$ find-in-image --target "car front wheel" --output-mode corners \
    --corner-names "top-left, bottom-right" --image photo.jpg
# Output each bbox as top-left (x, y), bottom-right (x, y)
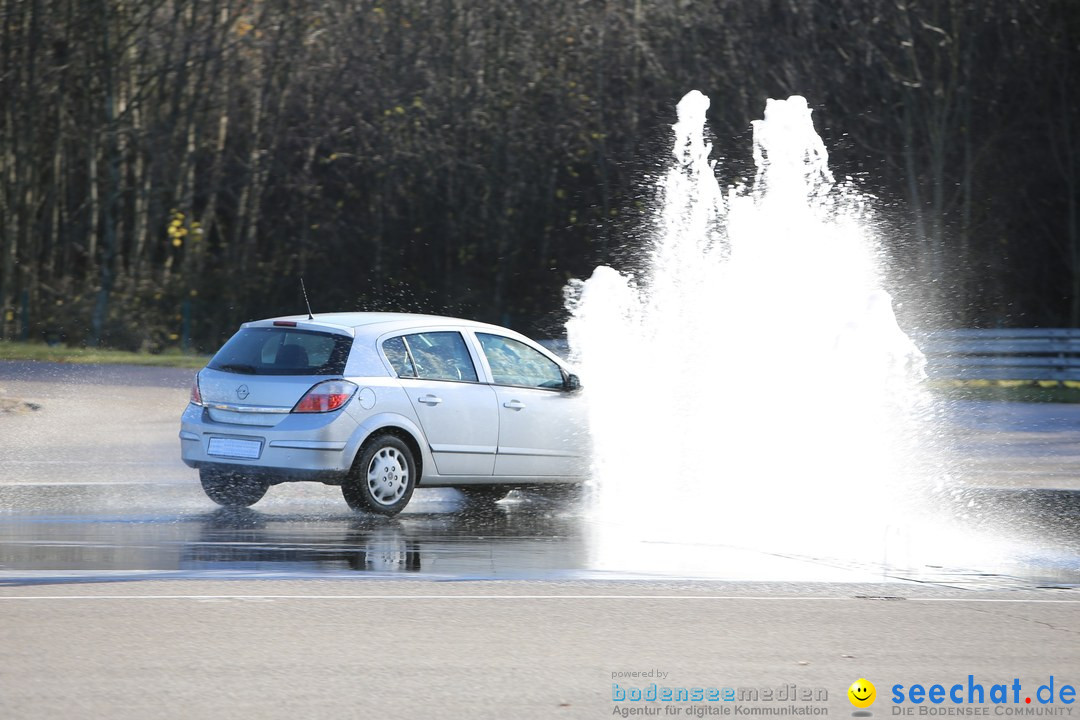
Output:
top-left (199, 467), bottom-right (269, 507)
top-left (342, 434), bottom-right (417, 516)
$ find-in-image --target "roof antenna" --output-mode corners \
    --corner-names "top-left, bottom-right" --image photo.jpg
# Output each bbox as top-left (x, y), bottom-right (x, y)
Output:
top-left (300, 277), bottom-right (314, 320)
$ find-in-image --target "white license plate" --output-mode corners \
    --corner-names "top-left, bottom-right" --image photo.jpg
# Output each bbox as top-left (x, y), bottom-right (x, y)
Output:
top-left (207, 437), bottom-right (262, 460)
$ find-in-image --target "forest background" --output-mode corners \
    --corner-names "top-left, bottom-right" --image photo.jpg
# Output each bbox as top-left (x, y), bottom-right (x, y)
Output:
top-left (1, 0), bottom-right (1076, 351)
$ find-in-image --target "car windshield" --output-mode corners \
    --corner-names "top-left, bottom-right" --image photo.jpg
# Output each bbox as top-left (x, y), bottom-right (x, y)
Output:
top-left (207, 327), bottom-right (352, 376)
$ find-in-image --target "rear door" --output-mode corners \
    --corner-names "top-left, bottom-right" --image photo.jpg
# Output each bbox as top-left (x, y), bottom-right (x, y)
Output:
top-left (474, 332), bottom-right (588, 477)
top-left (383, 331), bottom-right (499, 476)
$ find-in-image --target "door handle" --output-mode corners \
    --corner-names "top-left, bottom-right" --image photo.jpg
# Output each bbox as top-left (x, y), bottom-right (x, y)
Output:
top-left (418, 394), bottom-right (442, 406)
top-left (503, 399), bottom-right (525, 410)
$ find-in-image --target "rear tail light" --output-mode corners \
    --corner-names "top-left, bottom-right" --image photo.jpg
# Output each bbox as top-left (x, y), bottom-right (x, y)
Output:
top-left (190, 375), bottom-right (204, 406)
top-left (292, 380), bottom-right (358, 413)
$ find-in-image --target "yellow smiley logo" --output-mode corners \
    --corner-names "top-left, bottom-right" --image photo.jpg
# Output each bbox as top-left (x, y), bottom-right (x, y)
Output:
top-left (848, 678), bottom-right (876, 709)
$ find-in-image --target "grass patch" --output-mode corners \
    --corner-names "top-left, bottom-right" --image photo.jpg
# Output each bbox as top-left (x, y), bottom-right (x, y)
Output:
top-left (925, 379), bottom-right (1080, 403)
top-left (0, 341), bottom-right (208, 369)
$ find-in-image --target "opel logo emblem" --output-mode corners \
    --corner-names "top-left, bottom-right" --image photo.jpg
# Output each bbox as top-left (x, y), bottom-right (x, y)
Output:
top-left (236, 384), bottom-right (250, 400)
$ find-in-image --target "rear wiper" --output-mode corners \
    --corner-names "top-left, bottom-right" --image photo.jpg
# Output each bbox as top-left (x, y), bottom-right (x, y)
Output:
top-left (217, 363), bottom-right (257, 374)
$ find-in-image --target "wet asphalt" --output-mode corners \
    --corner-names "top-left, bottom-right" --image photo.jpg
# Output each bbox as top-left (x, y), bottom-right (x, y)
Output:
top-left (0, 360), bottom-right (1078, 588)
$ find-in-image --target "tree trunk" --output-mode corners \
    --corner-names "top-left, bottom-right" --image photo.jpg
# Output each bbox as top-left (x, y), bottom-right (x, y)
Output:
top-left (90, 0), bottom-right (120, 347)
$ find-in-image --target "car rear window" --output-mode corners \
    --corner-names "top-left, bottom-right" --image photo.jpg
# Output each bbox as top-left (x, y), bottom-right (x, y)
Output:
top-left (208, 327), bottom-right (352, 376)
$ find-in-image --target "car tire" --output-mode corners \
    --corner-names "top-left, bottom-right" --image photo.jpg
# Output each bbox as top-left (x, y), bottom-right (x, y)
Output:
top-left (199, 467), bottom-right (269, 507)
top-left (342, 434), bottom-right (417, 516)
top-left (458, 486), bottom-right (510, 505)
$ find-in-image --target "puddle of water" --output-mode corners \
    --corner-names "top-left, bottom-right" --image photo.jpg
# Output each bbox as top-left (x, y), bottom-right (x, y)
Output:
top-left (0, 483), bottom-right (1076, 588)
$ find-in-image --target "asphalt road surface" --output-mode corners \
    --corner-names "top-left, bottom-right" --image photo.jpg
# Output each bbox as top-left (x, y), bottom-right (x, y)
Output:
top-left (1, 360), bottom-right (1078, 719)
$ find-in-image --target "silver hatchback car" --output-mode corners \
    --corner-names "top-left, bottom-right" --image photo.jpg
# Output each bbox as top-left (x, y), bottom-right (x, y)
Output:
top-left (180, 313), bottom-right (588, 515)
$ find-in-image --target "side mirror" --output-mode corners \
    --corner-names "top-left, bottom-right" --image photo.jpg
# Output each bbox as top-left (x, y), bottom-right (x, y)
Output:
top-left (564, 373), bottom-right (582, 392)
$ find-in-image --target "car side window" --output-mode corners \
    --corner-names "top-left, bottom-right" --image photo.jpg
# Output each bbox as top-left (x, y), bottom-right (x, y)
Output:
top-left (382, 336), bottom-right (415, 378)
top-left (386, 331), bottom-right (478, 382)
top-left (477, 333), bottom-right (564, 389)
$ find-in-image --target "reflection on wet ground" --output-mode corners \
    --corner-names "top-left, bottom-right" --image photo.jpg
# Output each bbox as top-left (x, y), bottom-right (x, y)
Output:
top-left (0, 486), bottom-right (588, 582)
top-left (0, 483), bottom-right (1077, 588)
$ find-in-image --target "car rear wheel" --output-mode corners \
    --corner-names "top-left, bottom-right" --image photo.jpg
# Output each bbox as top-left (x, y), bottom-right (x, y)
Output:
top-left (199, 467), bottom-right (269, 507)
top-left (342, 434), bottom-right (416, 516)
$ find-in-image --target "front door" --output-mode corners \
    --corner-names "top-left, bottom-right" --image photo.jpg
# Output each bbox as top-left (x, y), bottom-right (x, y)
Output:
top-left (475, 333), bottom-right (588, 477)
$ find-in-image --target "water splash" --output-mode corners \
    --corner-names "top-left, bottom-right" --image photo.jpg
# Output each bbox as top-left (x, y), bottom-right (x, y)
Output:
top-left (566, 91), bottom-right (941, 576)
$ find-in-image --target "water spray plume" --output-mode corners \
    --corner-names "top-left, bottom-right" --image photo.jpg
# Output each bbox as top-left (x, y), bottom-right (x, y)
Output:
top-left (566, 91), bottom-right (944, 577)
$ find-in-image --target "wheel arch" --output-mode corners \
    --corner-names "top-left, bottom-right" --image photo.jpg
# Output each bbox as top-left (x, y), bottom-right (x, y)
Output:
top-left (366, 426), bottom-right (424, 481)
top-left (350, 415), bottom-right (426, 482)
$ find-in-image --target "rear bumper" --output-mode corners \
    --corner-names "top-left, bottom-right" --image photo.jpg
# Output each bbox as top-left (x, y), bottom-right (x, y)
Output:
top-left (179, 402), bottom-right (360, 480)
top-left (193, 461), bottom-right (350, 485)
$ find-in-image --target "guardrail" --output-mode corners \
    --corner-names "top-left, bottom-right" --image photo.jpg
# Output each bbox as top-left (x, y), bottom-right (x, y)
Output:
top-left (918, 328), bottom-right (1080, 382)
top-left (544, 330), bottom-right (1080, 383)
